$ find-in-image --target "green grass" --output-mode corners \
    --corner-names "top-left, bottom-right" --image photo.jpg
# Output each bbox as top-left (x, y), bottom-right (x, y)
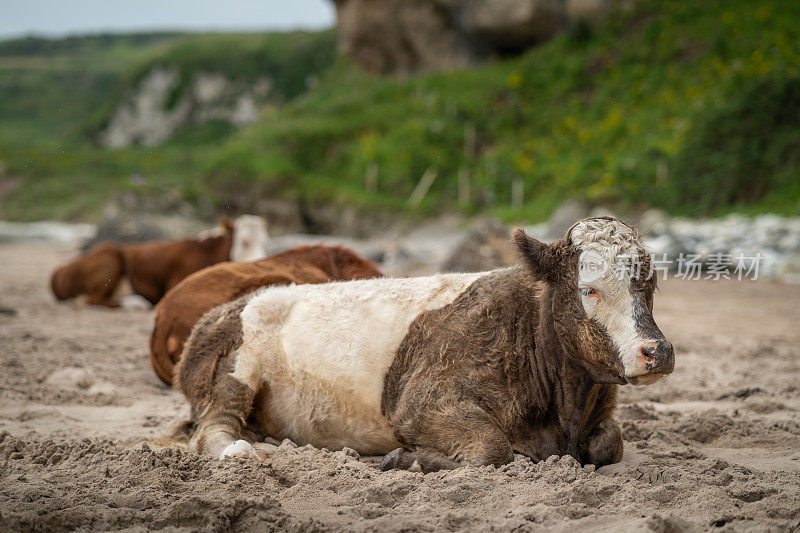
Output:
top-left (81, 30), bottom-right (336, 137)
top-left (0, 33), bottom-right (182, 146)
top-left (0, 31), bottom-right (336, 221)
top-left (202, 0), bottom-right (800, 221)
top-left (1, 0), bottom-right (799, 223)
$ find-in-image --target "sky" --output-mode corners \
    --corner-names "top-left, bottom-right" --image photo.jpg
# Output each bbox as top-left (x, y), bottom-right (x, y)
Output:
top-left (0, 0), bottom-right (336, 39)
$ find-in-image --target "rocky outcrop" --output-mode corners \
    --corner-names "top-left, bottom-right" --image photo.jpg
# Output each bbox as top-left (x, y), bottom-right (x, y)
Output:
top-left (642, 211), bottom-right (800, 282)
top-left (442, 219), bottom-right (518, 272)
top-left (99, 67), bottom-right (273, 148)
top-left (331, 0), bottom-right (626, 74)
top-left (0, 221), bottom-right (94, 245)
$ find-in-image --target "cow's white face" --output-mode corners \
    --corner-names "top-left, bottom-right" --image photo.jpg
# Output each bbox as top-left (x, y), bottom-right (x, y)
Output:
top-left (231, 215), bottom-right (269, 262)
top-left (571, 219), bottom-right (673, 385)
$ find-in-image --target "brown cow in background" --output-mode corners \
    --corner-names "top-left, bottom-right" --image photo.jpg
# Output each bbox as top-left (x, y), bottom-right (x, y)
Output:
top-left (150, 245), bottom-right (382, 385)
top-left (50, 215), bottom-right (269, 308)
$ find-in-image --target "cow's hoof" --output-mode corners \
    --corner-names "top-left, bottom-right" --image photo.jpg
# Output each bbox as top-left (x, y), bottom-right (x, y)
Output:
top-left (380, 448), bottom-right (402, 471)
top-left (219, 439), bottom-right (262, 460)
top-left (380, 447), bottom-right (420, 472)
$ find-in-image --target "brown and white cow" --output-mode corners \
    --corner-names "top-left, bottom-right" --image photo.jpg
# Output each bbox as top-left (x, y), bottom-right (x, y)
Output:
top-left (176, 217), bottom-right (674, 470)
top-left (150, 245), bottom-right (383, 385)
top-left (50, 215), bottom-right (269, 308)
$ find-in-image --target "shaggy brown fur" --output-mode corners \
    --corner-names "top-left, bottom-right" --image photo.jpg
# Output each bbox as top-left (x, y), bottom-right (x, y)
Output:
top-left (379, 225), bottom-right (668, 471)
top-left (151, 245), bottom-right (382, 385)
top-left (175, 297), bottom-right (247, 418)
top-left (50, 220), bottom-right (235, 308)
top-left (381, 267), bottom-right (622, 471)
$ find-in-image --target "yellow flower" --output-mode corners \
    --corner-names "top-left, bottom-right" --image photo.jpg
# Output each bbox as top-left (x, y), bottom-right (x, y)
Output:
top-left (508, 72), bottom-right (523, 89)
top-left (358, 131), bottom-right (378, 160)
top-left (515, 152), bottom-right (534, 173)
top-left (601, 108), bottom-right (622, 131)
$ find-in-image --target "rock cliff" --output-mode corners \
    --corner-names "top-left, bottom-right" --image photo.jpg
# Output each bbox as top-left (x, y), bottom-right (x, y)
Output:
top-left (331, 0), bottom-right (626, 74)
top-left (99, 67), bottom-right (273, 148)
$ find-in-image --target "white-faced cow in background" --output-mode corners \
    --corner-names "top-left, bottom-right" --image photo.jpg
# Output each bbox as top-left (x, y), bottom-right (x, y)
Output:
top-left (176, 216), bottom-right (674, 471)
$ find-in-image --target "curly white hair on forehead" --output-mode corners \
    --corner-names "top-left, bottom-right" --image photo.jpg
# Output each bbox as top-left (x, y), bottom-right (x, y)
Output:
top-left (568, 217), bottom-right (645, 261)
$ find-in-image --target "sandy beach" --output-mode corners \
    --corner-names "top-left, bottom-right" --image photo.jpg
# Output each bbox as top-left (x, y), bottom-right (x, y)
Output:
top-left (1, 241), bottom-right (798, 532)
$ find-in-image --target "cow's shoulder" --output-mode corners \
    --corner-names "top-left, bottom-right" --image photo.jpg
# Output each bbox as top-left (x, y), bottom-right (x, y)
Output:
top-left (382, 267), bottom-right (540, 418)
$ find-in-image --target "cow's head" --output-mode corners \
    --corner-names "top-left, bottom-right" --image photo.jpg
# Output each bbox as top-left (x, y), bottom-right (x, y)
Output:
top-left (230, 215), bottom-right (269, 262)
top-left (514, 216), bottom-right (674, 386)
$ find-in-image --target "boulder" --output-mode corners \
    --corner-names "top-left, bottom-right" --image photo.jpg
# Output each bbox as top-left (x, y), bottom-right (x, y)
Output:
top-left (442, 219), bottom-right (516, 273)
top-left (85, 214), bottom-right (170, 251)
top-left (330, 0), bottom-right (627, 74)
top-left (81, 192), bottom-right (207, 251)
top-left (637, 208), bottom-right (669, 235)
top-left (546, 198), bottom-right (591, 239)
top-left (332, 0), bottom-right (473, 74)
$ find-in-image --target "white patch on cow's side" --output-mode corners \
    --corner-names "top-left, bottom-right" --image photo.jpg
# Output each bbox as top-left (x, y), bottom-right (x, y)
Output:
top-left (571, 218), bottom-right (660, 383)
top-left (230, 215), bottom-right (269, 262)
top-left (231, 271), bottom-right (485, 455)
top-left (219, 439), bottom-right (260, 460)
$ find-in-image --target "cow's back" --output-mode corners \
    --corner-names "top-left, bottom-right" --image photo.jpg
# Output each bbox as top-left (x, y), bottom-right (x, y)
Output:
top-left (151, 260), bottom-right (332, 385)
top-left (230, 272), bottom-right (484, 453)
top-left (123, 237), bottom-right (230, 304)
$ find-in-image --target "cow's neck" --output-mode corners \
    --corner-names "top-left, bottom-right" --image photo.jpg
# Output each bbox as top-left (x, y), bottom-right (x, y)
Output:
top-left (199, 234), bottom-right (233, 262)
top-left (521, 283), bottom-right (598, 453)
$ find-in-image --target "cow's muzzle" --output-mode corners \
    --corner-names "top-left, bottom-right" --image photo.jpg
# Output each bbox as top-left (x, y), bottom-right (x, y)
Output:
top-left (627, 340), bottom-right (674, 385)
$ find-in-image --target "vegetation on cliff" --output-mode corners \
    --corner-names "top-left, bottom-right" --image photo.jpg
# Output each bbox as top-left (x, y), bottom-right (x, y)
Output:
top-left (0, 0), bottom-right (798, 222)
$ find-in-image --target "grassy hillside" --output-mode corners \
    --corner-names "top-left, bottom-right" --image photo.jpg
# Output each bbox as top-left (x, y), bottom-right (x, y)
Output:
top-left (82, 30), bottom-right (336, 139)
top-left (0, 33), bottom-right (181, 145)
top-left (202, 0), bottom-right (800, 219)
top-left (0, 31), bottom-right (335, 220)
top-left (0, 33), bottom-right (191, 220)
top-left (1, 0), bottom-right (799, 222)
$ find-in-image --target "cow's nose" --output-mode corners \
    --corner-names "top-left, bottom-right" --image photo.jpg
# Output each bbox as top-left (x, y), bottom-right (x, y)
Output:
top-left (640, 340), bottom-right (675, 374)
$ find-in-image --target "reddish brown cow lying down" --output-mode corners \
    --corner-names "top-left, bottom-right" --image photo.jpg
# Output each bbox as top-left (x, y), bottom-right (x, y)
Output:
top-left (50, 215), bottom-right (268, 308)
top-left (177, 217), bottom-right (675, 470)
top-left (150, 245), bottom-right (382, 385)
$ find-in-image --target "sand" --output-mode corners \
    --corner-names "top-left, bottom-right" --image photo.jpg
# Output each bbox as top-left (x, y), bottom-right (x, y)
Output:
top-left (0, 242), bottom-right (798, 532)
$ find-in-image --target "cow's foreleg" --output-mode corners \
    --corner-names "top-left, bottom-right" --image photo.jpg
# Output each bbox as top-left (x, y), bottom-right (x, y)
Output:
top-left (191, 373), bottom-right (261, 460)
top-left (580, 418), bottom-right (622, 467)
top-left (384, 405), bottom-right (513, 473)
top-left (578, 384), bottom-right (623, 466)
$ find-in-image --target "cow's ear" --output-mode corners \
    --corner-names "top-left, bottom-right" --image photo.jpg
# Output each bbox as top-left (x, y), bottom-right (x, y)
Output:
top-left (219, 216), bottom-right (234, 234)
top-left (513, 228), bottom-right (560, 282)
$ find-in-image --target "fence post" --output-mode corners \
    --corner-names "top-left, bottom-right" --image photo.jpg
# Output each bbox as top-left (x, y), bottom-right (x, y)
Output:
top-left (365, 162), bottom-right (378, 193)
top-left (511, 177), bottom-right (524, 210)
top-left (458, 167), bottom-right (470, 206)
top-left (408, 168), bottom-right (438, 208)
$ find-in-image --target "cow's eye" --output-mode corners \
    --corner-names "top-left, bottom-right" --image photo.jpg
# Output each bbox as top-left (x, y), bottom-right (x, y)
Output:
top-left (580, 287), bottom-right (597, 297)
